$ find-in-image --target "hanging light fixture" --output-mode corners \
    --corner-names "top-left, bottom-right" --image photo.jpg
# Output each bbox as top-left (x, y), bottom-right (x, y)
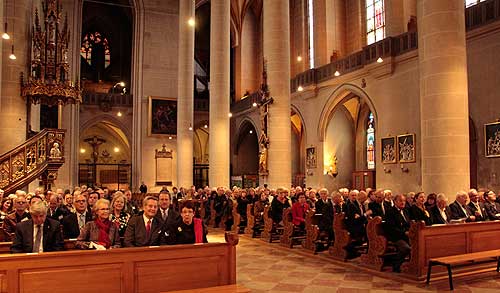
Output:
top-left (2, 22), bottom-right (10, 40)
top-left (9, 45), bottom-right (16, 60)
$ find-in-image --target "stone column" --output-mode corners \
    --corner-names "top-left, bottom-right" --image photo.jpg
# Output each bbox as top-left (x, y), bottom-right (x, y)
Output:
top-left (263, 0), bottom-right (291, 188)
top-left (0, 0), bottom-right (30, 153)
top-left (209, 0), bottom-right (230, 188)
top-left (177, 0), bottom-right (195, 188)
top-left (418, 0), bottom-right (470, 196)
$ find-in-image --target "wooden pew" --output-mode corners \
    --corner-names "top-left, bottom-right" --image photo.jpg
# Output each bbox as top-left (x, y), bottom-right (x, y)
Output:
top-left (302, 209), bottom-right (323, 254)
top-left (231, 200), bottom-right (241, 233)
top-left (401, 220), bottom-right (500, 280)
top-left (0, 232), bottom-right (238, 293)
top-left (244, 203), bottom-right (254, 235)
top-left (261, 206), bottom-right (282, 243)
top-left (360, 216), bottom-right (395, 270)
top-left (328, 213), bottom-right (351, 261)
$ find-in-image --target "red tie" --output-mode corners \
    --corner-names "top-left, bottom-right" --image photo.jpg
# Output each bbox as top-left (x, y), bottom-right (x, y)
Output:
top-left (146, 219), bottom-right (152, 238)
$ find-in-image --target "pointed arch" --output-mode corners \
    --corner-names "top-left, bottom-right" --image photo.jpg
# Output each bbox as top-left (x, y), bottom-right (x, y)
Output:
top-left (318, 83), bottom-right (378, 142)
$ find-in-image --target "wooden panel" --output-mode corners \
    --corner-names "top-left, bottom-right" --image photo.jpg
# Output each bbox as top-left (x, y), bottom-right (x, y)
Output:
top-left (19, 264), bottom-right (122, 293)
top-left (470, 230), bottom-right (500, 252)
top-left (424, 233), bottom-right (467, 259)
top-left (0, 271), bottom-right (6, 293)
top-left (136, 257), bottom-right (223, 293)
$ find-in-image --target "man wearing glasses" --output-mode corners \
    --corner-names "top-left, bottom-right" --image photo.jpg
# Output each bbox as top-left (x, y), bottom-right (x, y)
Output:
top-left (61, 193), bottom-right (93, 239)
top-left (3, 193), bottom-right (30, 240)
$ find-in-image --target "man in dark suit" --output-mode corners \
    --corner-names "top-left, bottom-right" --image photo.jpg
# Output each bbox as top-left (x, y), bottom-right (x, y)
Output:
top-left (321, 192), bottom-right (345, 244)
top-left (124, 196), bottom-right (162, 247)
top-left (155, 191), bottom-right (180, 245)
top-left (384, 194), bottom-right (411, 272)
top-left (483, 191), bottom-right (500, 220)
top-left (61, 193), bottom-right (93, 239)
top-left (467, 189), bottom-right (487, 221)
top-left (3, 194), bottom-right (30, 240)
top-left (449, 191), bottom-right (476, 222)
top-left (315, 188), bottom-right (329, 215)
top-left (430, 193), bottom-right (452, 224)
top-left (47, 194), bottom-right (69, 222)
top-left (368, 189), bottom-right (391, 219)
top-left (344, 190), bottom-right (372, 258)
top-left (11, 201), bottom-right (64, 253)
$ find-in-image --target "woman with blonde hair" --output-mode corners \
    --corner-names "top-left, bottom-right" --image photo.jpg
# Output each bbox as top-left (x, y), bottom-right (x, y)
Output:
top-left (76, 199), bottom-right (121, 249)
top-left (110, 191), bottom-right (131, 237)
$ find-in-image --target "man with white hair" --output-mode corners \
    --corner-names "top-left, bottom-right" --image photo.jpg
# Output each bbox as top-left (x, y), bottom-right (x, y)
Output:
top-left (449, 191), bottom-right (476, 222)
top-left (467, 189), bottom-right (487, 221)
top-left (11, 201), bottom-right (64, 253)
top-left (429, 193), bottom-right (452, 224)
top-left (3, 194), bottom-right (30, 240)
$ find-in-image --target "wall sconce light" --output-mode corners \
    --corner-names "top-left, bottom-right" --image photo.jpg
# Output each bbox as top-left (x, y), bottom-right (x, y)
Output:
top-left (383, 166), bottom-right (391, 173)
top-left (400, 163), bottom-right (409, 173)
top-left (325, 154), bottom-right (338, 177)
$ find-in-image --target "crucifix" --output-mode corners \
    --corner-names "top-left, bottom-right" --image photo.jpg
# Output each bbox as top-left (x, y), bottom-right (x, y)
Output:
top-left (258, 60), bottom-right (273, 176)
top-left (84, 136), bottom-right (106, 164)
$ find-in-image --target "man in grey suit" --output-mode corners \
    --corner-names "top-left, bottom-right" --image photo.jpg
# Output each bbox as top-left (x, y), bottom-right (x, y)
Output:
top-left (11, 201), bottom-right (64, 253)
top-left (124, 196), bottom-right (161, 247)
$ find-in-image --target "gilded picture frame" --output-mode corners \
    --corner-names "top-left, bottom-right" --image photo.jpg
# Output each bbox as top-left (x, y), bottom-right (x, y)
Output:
top-left (485, 121), bottom-right (500, 158)
top-left (397, 133), bottom-right (416, 163)
top-left (148, 96), bottom-right (177, 136)
top-left (381, 136), bottom-right (397, 164)
top-left (306, 147), bottom-right (317, 169)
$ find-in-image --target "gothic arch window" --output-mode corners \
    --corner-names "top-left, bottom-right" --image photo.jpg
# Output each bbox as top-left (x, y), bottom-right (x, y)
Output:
top-left (80, 32), bottom-right (111, 68)
top-left (366, 0), bottom-right (385, 45)
top-left (465, 0), bottom-right (486, 7)
top-left (367, 112), bottom-right (375, 170)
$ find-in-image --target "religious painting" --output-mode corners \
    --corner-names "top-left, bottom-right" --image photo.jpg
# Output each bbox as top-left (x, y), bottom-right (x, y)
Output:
top-left (485, 121), bottom-right (500, 158)
top-left (148, 97), bottom-right (177, 136)
top-left (381, 136), bottom-right (396, 164)
top-left (306, 147), bottom-right (317, 169)
top-left (397, 134), bottom-right (416, 163)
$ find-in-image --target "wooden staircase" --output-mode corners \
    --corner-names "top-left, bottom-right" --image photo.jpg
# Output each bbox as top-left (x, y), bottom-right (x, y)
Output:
top-left (0, 128), bottom-right (66, 193)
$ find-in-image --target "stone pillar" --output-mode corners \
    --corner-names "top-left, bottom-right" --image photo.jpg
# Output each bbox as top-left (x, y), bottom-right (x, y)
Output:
top-left (0, 0), bottom-right (30, 154)
top-left (418, 0), bottom-right (470, 196)
top-left (177, 0), bottom-right (195, 188)
top-left (209, 0), bottom-right (230, 188)
top-left (263, 0), bottom-right (291, 188)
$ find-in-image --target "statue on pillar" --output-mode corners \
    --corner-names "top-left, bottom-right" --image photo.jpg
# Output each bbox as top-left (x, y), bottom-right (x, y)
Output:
top-left (258, 60), bottom-right (273, 177)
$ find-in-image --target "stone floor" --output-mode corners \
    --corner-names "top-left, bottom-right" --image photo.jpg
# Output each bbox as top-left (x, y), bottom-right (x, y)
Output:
top-left (207, 230), bottom-right (500, 292)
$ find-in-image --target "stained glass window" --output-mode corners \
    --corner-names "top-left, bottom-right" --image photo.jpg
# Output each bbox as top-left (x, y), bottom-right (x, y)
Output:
top-left (366, 0), bottom-right (385, 45)
top-left (80, 32), bottom-right (111, 68)
top-left (367, 112), bottom-right (375, 170)
top-left (465, 0), bottom-right (486, 7)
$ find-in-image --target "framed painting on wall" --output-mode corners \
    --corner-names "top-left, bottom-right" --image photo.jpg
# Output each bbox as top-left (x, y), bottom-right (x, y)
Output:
top-left (397, 133), bottom-right (416, 163)
top-left (148, 96), bottom-right (177, 136)
top-left (306, 147), bottom-right (317, 169)
top-left (381, 136), bottom-right (397, 164)
top-left (485, 121), bottom-right (500, 158)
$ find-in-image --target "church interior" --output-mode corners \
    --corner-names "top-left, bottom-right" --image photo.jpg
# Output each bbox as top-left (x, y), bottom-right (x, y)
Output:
top-left (1, 0), bottom-right (500, 292)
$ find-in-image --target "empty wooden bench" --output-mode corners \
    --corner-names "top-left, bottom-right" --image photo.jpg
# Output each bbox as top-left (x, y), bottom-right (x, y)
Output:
top-left (426, 249), bottom-right (500, 290)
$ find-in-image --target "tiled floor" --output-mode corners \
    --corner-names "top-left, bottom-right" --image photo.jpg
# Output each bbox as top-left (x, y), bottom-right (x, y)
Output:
top-left (207, 230), bottom-right (500, 292)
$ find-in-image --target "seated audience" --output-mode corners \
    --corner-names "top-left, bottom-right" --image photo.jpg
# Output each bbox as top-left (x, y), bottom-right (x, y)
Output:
top-left (155, 191), bottom-right (180, 244)
top-left (368, 189), bottom-right (391, 219)
top-left (483, 190), bottom-right (500, 220)
top-left (88, 191), bottom-right (100, 211)
top-left (384, 194), bottom-right (411, 272)
top-left (124, 196), bottom-right (161, 247)
top-left (3, 194), bottom-right (30, 240)
top-left (467, 189), bottom-right (487, 221)
top-left (47, 193), bottom-right (69, 221)
top-left (124, 190), bottom-right (138, 215)
top-left (76, 199), bottom-right (120, 249)
top-left (315, 188), bottom-right (329, 215)
top-left (291, 193), bottom-right (309, 230)
top-left (11, 201), bottom-right (64, 253)
top-left (409, 192), bottom-right (432, 225)
top-left (61, 193), bottom-right (93, 239)
top-left (270, 187), bottom-right (291, 225)
top-left (424, 193), bottom-right (436, 212)
top-left (449, 191), bottom-right (476, 222)
top-left (429, 193), bottom-right (452, 224)
top-left (384, 189), bottom-right (394, 207)
top-left (405, 192), bottom-right (415, 208)
top-left (167, 201), bottom-right (207, 244)
top-left (110, 192), bottom-right (131, 237)
top-left (345, 190), bottom-right (372, 258)
top-left (65, 191), bottom-right (75, 213)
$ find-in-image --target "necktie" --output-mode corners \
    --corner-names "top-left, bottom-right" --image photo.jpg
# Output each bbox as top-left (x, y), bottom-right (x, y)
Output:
top-left (462, 205), bottom-right (470, 217)
top-left (146, 219), bottom-right (152, 238)
top-left (400, 210), bottom-right (407, 222)
top-left (381, 202), bottom-right (385, 215)
top-left (33, 225), bottom-right (42, 252)
top-left (162, 210), bottom-right (167, 221)
top-left (78, 214), bottom-right (85, 229)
